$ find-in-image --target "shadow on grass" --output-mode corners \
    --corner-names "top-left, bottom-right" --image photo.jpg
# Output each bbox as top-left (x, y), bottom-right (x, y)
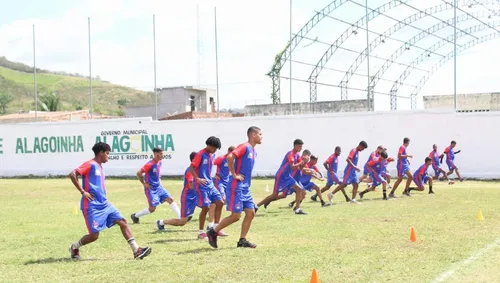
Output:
top-left (24, 257), bottom-right (99, 265)
top-left (255, 211), bottom-right (282, 217)
top-left (148, 238), bottom-right (198, 244)
top-left (148, 229), bottom-right (199, 234)
top-left (176, 247), bottom-right (230, 255)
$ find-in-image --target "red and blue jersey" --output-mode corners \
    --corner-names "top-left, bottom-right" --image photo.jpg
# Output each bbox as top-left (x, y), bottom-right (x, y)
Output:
top-left (214, 154), bottom-right (230, 184)
top-left (276, 150), bottom-right (300, 177)
top-left (345, 148), bottom-right (360, 170)
top-left (367, 158), bottom-right (385, 174)
top-left (76, 160), bottom-right (108, 210)
top-left (365, 151), bottom-right (379, 166)
top-left (141, 159), bottom-right (162, 188)
top-left (191, 149), bottom-right (214, 190)
top-left (230, 142), bottom-right (256, 188)
top-left (300, 162), bottom-right (319, 184)
top-left (325, 154), bottom-right (339, 173)
top-left (429, 150), bottom-right (440, 168)
top-left (415, 163), bottom-right (429, 177)
top-left (397, 145), bottom-right (409, 166)
top-left (183, 167), bottom-right (195, 192)
top-left (444, 146), bottom-right (455, 161)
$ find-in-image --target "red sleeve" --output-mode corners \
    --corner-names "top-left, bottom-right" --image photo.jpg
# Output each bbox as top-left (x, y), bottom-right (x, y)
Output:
top-left (367, 160), bottom-right (377, 167)
top-left (371, 152), bottom-right (377, 159)
top-left (231, 144), bottom-right (247, 158)
top-left (348, 149), bottom-right (356, 160)
top-left (444, 147), bottom-right (450, 154)
top-left (190, 151), bottom-right (202, 168)
top-left (428, 151), bottom-right (433, 158)
top-left (286, 152), bottom-right (295, 163)
top-left (387, 157), bottom-right (395, 162)
top-left (141, 161), bottom-right (153, 173)
top-left (75, 161), bottom-right (91, 175)
top-left (214, 156), bottom-right (223, 166)
top-left (185, 171), bottom-right (194, 183)
top-left (398, 146), bottom-right (405, 155)
top-left (326, 155), bottom-right (334, 164)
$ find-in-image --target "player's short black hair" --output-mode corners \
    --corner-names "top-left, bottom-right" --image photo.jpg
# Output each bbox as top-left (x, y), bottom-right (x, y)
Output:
top-left (206, 136), bottom-right (221, 149)
top-left (92, 142), bottom-right (111, 156)
top-left (302, 149), bottom-right (311, 156)
top-left (228, 145), bottom-right (235, 152)
top-left (404, 137), bottom-right (410, 144)
top-left (451, 140), bottom-right (456, 144)
top-left (190, 151), bottom-right (197, 161)
top-left (153, 146), bottom-right (163, 153)
top-left (425, 157), bottom-right (432, 163)
top-left (310, 155), bottom-right (318, 160)
top-left (247, 126), bottom-right (261, 136)
top-left (294, 139), bottom-right (304, 145)
top-left (359, 141), bottom-right (368, 149)
top-left (380, 151), bottom-right (388, 159)
top-left (335, 146), bottom-right (341, 151)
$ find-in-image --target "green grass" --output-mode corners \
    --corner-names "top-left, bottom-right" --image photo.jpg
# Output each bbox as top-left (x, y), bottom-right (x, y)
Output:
top-left (1, 179), bottom-right (500, 282)
top-left (0, 66), bottom-right (155, 115)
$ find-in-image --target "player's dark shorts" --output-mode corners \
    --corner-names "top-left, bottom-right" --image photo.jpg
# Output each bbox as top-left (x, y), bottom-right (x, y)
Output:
top-left (274, 174), bottom-right (299, 194)
top-left (446, 160), bottom-right (456, 171)
top-left (413, 173), bottom-right (430, 188)
top-left (145, 186), bottom-right (171, 207)
top-left (197, 184), bottom-right (222, 207)
top-left (397, 162), bottom-right (410, 177)
top-left (226, 180), bottom-right (255, 213)
top-left (326, 171), bottom-right (341, 186)
top-left (180, 187), bottom-right (199, 218)
top-left (301, 181), bottom-right (317, 192)
top-left (342, 166), bottom-right (358, 185)
top-left (83, 203), bottom-right (124, 234)
top-left (370, 171), bottom-right (387, 187)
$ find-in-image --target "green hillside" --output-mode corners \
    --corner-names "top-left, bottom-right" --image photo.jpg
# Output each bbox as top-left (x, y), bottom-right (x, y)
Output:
top-left (0, 59), bottom-right (154, 116)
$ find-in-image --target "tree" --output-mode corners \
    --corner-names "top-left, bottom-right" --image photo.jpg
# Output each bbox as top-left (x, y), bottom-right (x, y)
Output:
top-left (0, 93), bottom-right (13, 114)
top-left (38, 92), bottom-right (60, 112)
top-left (117, 98), bottom-right (128, 107)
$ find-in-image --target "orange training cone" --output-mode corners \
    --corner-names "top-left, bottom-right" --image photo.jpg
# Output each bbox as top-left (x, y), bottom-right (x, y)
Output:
top-left (310, 268), bottom-right (319, 283)
top-left (410, 227), bottom-right (417, 243)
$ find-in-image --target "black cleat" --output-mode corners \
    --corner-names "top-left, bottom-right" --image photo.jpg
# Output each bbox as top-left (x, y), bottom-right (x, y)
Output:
top-left (207, 228), bottom-right (218, 248)
top-left (237, 238), bottom-right (257, 248)
top-left (130, 213), bottom-right (139, 224)
top-left (263, 203), bottom-right (269, 209)
top-left (288, 202), bottom-right (294, 208)
top-left (187, 215), bottom-right (193, 222)
top-left (321, 202), bottom-right (331, 207)
top-left (359, 192), bottom-right (365, 199)
top-left (429, 190), bottom-right (435, 194)
top-left (69, 246), bottom-right (80, 260)
top-left (294, 209), bottom-right (307, 215)
top-left (134, 246), bottom-right (152, 259)
top-left (310, 195), bottom-right (318, 202)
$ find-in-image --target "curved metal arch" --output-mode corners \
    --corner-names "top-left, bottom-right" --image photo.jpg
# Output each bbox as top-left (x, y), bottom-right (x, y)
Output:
top-left (308, 0), bottom-right (412, 104)
top-left (267, 0), bottom-right (349, 104)
top-left (373, 10), bottom-right (495, 90)
top-left (409, 32), bottom-right (500, 108)
top-left (389, 21), bottom-right (500, 110)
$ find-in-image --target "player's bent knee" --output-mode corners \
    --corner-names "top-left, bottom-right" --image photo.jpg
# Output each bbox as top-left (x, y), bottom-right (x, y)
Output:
top-left (149, 207), bottom-right (157, 212)
top-left (89, 232), bottom-right (99, 241)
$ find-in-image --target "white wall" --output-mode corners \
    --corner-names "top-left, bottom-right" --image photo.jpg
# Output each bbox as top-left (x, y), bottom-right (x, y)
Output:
top-left (0, 111), bottom-right (496, 179)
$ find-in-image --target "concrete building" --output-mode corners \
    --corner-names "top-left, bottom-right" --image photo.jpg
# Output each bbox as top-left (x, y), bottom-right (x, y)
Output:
top-left (125, 86), bottom-right (217, 118)
top-left (423, 92), bottom-right (500, 112)
top-left (244, 99), bottom-right (369, 116)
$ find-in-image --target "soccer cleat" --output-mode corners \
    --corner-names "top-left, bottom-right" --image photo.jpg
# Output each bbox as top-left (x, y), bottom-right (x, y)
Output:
top-left (217, 229), bottom-right (229, 237)
top-left (198, 232), bottom-right (208, 240)
top-left (156, 220), bottom-right (165, 231)
top-left (321, 202), bottom-right (331, 207)
top-left (288, 202), bottom-right (294, 208)
top-left (359, 191), bottom-right (365, 199)
top-left (345, 196), bottom-right (351, 202)
top-left (383, 196), bottom-right (388, 200)
top-left (350, 199), bottom-right (361, 205)
top-left (263, 203), bottom-right (270, 209)
top-left (403, 191), bottom-right (411, 197)
top-left (187, 215), bottom-right (193, 222)
top-left (448, 181), bottom-right (455, 185)
top-left (237, 238), bottom-right (257, 248)
top-left (294, 209), bottom-right (307, 215)
top-left (254, 205), bottom-right (259, 213)
top-left (429, 190), bottom-right (435, 194)
top-left (69, 246), bottom-right (80, 260)
top-left (310, 194), bottom-right (318, 202)
top-left (130, 213), bottom-right (139, 224)
top-left (327, 192), bottom-right (334, 204)
top-left (388, 193), bottom-right (397, 199)
top-left (207, 228), bottom-right (218, 248)
top-left (134, 246), bottom-right (152, 260)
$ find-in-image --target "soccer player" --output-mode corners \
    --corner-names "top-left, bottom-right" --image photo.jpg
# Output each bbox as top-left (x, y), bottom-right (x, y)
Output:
top-left (286, 150), bottom-right (311, 208)
top-left (190, 136), bottom-right (224, 240)
top-left (358, 151), bottom-right (391, 200)
top-left (389, 137), bottom-right (413, 197)
top-left (256, 139), bottom-right (308, 215)
top-left (408, 157), bottom-right (434, 194)
top-left (207, 126), bottom-right (262, 249)
top-left (156, 152), bottom-right (199, 230)
top-left (359, 145), bottom-right (384, 183)
top-left (130, 147), bottom-right (180, 224)
top-left (289, 155), bottom-right (331, 208)
top-left (310, 146), bottom-right (351, 203)
top-left (327, 141), bottom-right (368, 204)
top-left (429, 144), bottom-right (453, 184)
top-left (68, 142), bottom-right (151, 260)
top-left (441, 141), bottom-right (463, 182)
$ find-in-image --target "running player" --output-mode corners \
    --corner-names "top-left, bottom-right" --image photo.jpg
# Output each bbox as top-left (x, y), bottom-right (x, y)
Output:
top-left (310, 146), bottom-right (350, 203)
top-left (286, 150), bottom-right (311, 209)
top-left (289, 155), bottom-right (331, 208)
top-left (207, 126), bottom-right (262, 249)
top-left (389, 137), bottom-right (413, 197)
top-left (156, 152), bottom-right (198, 230)
top-left (429, 144), bottom-right (453, 184)
top-left (359, 151), bottom-right (391, 200)
top-left (359, 145), bottom-right (384, 183)
top-left (327, 141), bottom-right (368, 204)
top-left (441, 141), bottom-right (463, 182)
top-left (256, 139), bottom-right (308, 215)
top-left (130, 147), bottom-right (180, 224)
top-left (408, 157), bottom-right (434, 194)
top-left (190, 136), bottom-right (223, 240)
top-left (68, 142), bottom-right (151, 260)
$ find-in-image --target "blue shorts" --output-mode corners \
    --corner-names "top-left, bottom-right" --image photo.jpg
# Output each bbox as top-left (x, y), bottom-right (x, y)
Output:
top-left (432, 165), bottom-right (441, 177)
top-left (413, 174), bottom-right (430, 188)
top-left (342, 167), bottom-right (358, 185)
top-left (197, 185), bottom-right (222, 208)
top-left (370, 172), bottom-right (387, 187)
top-left (301, 181), bottom-right (317, 192)
top-left (145, 186), bottom-right (171, 207)
top-left (180, 188), bottom-right (199, 218)
top-left (273, 174), bottom-right (299, 194)
top-left (397, 163), bottom-right (410, 177)
top-left (326, 171), bottom-right (341, 186)
top-left (83, 204), bottom-right (124, 234)
top-left (446, 160), bottom-right (456, 171)
top-left (226, 180), bottom-right (255, 214)
top-left (217, 181), bottom-right (227, 199)
top-left (363, 164), bottom-right (369, 175)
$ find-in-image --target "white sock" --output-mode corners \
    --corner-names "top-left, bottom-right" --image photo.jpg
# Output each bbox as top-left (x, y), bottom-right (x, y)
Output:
top-left (199, 230), bottom-right (204, 234)
top-left (135, 208), bottom-right (151, 218)
top-left (170, 202), bottom-right (181, 219)
top-left (208, 222), bottom-right (214, 229)
top-left (72, 240), bottom-right (82, 250)
top-left (159, 219), bottom-right (165, 225)
top-left (127, 238), bottom-right (139, 253)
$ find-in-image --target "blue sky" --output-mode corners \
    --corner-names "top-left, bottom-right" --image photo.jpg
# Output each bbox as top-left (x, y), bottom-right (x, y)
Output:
top-left (1, 0), bottom-right (500, 110)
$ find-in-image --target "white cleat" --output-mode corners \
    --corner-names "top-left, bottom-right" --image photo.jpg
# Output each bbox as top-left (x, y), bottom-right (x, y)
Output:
top-left (350, 199), bottom-right (361, 205)
top-left (327, 192), bottom-right (334, 204)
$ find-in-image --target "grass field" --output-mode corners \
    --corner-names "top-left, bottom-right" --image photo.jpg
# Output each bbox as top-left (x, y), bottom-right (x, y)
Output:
top-left (1, 178), bottom-right (500, 283)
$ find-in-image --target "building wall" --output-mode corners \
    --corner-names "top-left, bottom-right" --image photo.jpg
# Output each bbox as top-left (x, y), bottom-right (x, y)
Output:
top-left (244, 100), bottom-right (369, 116)
top-left (0, 110), bottom-right (497, 179)
top-left (424, 93), bottom-right (500, 111)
